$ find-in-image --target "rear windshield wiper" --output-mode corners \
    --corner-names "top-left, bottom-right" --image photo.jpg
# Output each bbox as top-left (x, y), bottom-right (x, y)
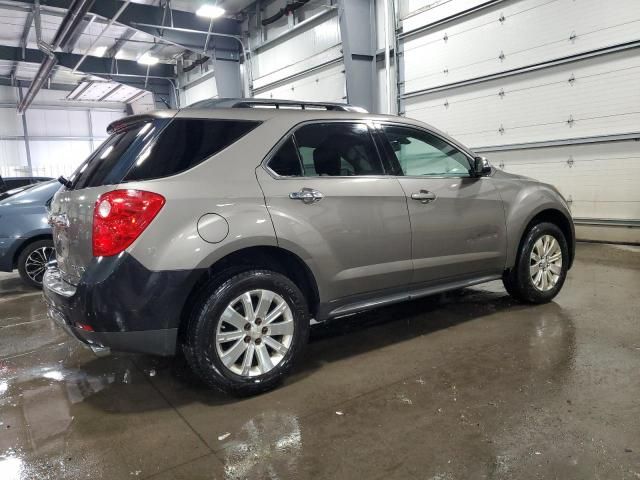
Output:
top-left (58, 176), bottom-right (72, 188)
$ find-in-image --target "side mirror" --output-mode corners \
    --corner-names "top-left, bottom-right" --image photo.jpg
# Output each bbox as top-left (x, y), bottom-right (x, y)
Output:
top-left (472, 156), bottom-right (492, 177)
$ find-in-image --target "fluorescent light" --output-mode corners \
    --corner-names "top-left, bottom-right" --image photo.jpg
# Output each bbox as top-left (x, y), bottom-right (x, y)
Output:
top-left (196, 4), bottom-right (225, 18)
top-left (94, 46), bottom-right (107, 57)
top-left (137, 52), bottom-right (159, 65)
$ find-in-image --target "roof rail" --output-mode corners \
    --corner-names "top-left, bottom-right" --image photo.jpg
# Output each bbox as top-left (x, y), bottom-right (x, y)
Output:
top-left (185, 97), bottom-right (368, 113)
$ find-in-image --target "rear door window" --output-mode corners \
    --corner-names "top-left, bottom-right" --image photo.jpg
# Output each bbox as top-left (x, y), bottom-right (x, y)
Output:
top-left (124, 119), bottom-right (260, 182)
top-left (268, 137), bottom-right (303, 176)
top-left (283, 122), bottom-right (384, 177)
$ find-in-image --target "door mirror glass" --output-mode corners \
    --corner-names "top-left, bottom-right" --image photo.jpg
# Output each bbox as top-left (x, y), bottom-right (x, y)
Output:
top-left (473, 156), bottom-right (492, 176)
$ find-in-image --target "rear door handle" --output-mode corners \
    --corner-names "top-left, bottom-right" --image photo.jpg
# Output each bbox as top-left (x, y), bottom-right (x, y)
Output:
top-left (410, 190), bottom-right (437, 204)
top-left (289, 188), bottom-right (324, 204)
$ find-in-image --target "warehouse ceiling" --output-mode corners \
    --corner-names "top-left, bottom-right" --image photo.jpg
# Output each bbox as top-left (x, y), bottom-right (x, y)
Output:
top-left (0, 0), bottom-right (252, 108)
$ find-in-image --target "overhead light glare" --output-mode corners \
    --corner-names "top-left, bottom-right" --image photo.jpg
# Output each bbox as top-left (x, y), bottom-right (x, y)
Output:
top-left (196, 4), bottom-right (225, 18)
top-left (137, 52), bottom-right (159, 65)
top-left (114, 50), bottom-right (125, 59)
top-left (94, 46), bottom-right (107, 57)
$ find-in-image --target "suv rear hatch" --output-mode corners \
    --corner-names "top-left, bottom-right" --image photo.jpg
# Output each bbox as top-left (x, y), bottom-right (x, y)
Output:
top-left (49, 112), bottom-right (261, 286)
top-left (50, 115), bottom-right (164, 285)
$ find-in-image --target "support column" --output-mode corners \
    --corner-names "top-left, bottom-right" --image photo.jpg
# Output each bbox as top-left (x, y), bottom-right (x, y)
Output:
top-left (212, 58), bottom-right (243, 98)
top-left (87, 109), bottom-right (95, 151)
top-left (17, 86), bottom-right (33, 176)
top-left (337, 0), bottom-right (376, 112)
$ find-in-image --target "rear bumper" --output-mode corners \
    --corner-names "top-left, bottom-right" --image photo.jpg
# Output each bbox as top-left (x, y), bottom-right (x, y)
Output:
top-left (42, 256), bottom-right (198, 356)
top-left (46, 301), bottom-right (177, 356)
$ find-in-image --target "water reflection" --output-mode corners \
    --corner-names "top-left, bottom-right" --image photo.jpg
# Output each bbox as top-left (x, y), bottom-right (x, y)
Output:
top-left (0, 455), bottom-right (23, 480)
top-left (223, 413), bottom-right (302, 479)
top-left (0, 283), bottom-right (582, 480)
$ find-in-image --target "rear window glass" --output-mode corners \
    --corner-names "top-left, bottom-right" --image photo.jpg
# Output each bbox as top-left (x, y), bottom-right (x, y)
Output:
top-left (70, 124), bottom-right (149, 189)
top-left (124, 119), bottom-right (260, 182)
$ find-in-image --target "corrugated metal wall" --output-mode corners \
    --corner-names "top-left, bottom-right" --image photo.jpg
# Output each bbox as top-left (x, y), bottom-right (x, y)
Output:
top-left (0, 86), bottom-right (126, 178)
top-left (394, 0), bottom-right (640, 241)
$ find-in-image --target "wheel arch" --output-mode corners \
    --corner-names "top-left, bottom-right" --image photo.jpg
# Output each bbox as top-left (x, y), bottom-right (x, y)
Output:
top-left (510, 208), bottom-right (575, 271)
top-left (177, 245), bottom-right (320, 341)
top-left (12, 234), bottom-right (53, 269)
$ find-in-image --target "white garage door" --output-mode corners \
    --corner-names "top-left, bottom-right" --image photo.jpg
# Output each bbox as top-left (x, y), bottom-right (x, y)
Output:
top-left (250, 11), bottom-right (346, 104)
top-left (398, 0), bottom-right (640, 241)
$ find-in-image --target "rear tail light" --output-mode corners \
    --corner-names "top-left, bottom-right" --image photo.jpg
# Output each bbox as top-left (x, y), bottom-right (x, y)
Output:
top-left (93, 189), bottom-right (165, 257)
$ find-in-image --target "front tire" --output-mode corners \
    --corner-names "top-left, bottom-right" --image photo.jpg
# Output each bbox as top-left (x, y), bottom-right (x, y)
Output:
top-left (183, 269), bottom-right (310, 396)
top-left (502, 222), bottom-right (569, 304)
top-left (17, 239), bottom-right (55, 289)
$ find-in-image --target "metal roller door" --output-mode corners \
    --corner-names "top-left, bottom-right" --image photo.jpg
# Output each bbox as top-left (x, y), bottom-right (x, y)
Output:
top-left (250, 9), bottom-right (346, 104)
top-left (397, 0), bottom-right (640, 242)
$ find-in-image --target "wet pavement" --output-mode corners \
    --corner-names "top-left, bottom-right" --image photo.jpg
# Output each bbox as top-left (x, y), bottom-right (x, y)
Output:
top-left (0, 242), bottom-right (639, 479)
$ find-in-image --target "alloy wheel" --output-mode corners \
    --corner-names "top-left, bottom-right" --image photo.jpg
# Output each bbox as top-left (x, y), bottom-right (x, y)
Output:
top-left (215, 289), bottom-right (294, 377)
top-left (24, 246), bottom-right (55, 285)
top-left (529, 234), bottom-right (562, 292)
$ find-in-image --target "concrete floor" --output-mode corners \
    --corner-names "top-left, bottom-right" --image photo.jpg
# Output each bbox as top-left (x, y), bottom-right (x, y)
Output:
top-left (0, 243), bottom-right (638, 480)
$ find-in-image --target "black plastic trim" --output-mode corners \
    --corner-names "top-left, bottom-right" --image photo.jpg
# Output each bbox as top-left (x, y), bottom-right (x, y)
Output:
top-left (43, 252), bottom-right (204, 338)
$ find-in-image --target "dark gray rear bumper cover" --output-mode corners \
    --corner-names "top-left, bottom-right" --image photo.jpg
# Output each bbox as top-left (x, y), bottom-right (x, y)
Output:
top-left (42, 254), bottom-right (200, 356)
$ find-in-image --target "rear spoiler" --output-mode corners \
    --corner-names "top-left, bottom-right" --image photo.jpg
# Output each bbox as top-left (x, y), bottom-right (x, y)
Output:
top-left (106, 115), bottom-right (155, 135)
top-left (106, 111), bottom-right (177, 135)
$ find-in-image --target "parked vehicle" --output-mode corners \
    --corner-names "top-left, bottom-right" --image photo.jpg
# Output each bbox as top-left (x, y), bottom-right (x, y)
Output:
top-left (0, 180), bottom-right (60, 288)
top-left (0, 175), bottom-right (53, 194)
top-left (0, 184), bottom-right (34, 201)
top-left (43, 99), bottom-right (574, 395)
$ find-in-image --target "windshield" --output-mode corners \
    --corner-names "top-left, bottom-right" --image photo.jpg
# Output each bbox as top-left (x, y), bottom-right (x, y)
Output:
top-left (0, 180), bottom-right (60, 207)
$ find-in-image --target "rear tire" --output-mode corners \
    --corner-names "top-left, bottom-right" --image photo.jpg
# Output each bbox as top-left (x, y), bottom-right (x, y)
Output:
top-left (183, 269), bottom-right (310, 396)
top-left (502, 222), bottom-right (568, 304)
top-left (17, 239), bottom-right (55, 289)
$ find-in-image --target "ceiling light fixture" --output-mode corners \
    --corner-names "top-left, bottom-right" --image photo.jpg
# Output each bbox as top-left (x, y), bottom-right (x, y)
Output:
top-left (94, 46), bottom-right (107, 57)
top-left (137, 52), bottom-right (159, 65)
top-left (196, 4), bottom-right (225, 19)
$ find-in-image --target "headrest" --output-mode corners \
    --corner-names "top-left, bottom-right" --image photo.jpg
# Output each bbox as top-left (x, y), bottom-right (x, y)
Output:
top-left (313, 146), bottom-right (341, 176)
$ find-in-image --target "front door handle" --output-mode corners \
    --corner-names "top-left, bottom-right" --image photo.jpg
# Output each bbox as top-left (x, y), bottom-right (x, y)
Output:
top-left (289, 188), bottom-right (324, 204)
top-left (410, 190), bottom-right (437, 204)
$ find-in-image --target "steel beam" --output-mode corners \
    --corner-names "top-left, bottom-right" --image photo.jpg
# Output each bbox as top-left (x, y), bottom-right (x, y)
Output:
top-left (64, 14), bottom-right (96, 53)
top-left (17, 0), bottom-right (242, 54)
top-left (20, 8), bottom-right (35, 57)
top-left (16, 86), bottom-right (33, 175)
top-left (337, 0), bottom-right (376, 112)
top-left (0, 45), bottom-right (175, 78)
top-left (106, 28), bottom-right (136, 58)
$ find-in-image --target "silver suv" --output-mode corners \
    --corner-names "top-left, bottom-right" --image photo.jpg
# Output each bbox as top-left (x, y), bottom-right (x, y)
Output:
top-left (43, 99), bottom-right (574, 395)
